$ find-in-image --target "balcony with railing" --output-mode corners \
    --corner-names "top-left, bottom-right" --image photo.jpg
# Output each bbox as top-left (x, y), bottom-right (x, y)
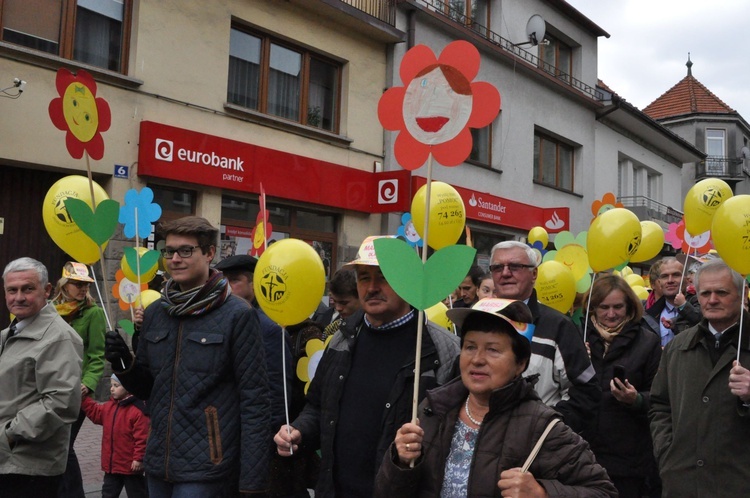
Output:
top-left (340, 0), bottom-right (396, 25)
top-left (619, 196), bottom-right (683, 226)
top-left (696, 156), bottom-right (745, 182)
top-left (405, 0), bottom-right (604, 101)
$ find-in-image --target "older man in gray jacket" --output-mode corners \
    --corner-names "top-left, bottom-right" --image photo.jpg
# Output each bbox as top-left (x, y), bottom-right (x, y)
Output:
top-left (0, 257), bottom-right (83, 496)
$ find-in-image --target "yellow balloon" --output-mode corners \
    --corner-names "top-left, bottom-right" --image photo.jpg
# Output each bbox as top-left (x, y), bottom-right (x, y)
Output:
top-left (411, 182), bottom-right (465, 250)
top-left (587, 208), bottom-right (641, 272)
top-left (135, 289), bottom-right (161, 309)
top-left (253, 239), bottom-right (326, 326)
top-left (426, 302), bottom-right (453, 331)
top-left (630, 221), bottom-right (665, 263)
top-left (121, 247), bottom-right (159, 283)
top-left (631, 285), bottom-right (649, 300)
top-left (624, 274), bottom-right (645, 288)
top-left (684, 178), bottom-right (733, 236)
top-left (535, 261), bottom-right (576, 314)
top-left (42, 175), bottom-right (110, 264)
top-left (711, 195), bottom-right (750, 275)
top-left (616, 266), bottom-right (634, 278)
top-left (528, 226), bottom-right (549, 247)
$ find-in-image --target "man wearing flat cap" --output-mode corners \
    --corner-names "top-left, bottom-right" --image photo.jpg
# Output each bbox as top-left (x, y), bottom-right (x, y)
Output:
top-left (273, 236), bottom-right (460, 498)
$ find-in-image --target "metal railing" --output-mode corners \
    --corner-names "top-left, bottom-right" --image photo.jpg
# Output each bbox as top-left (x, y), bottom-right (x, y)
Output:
top-left (413, 0), bottom-right (604, 100)
top-left (696, 156), bottom-right (744, 180)
top-left (340, 0), bottom-right (397, 25)
top-left (619, 196), bottom-right (683, 225)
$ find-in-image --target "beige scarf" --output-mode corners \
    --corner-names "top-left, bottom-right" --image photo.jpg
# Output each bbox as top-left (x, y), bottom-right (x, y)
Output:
top-left (591, 315), bottom-right (633, 355)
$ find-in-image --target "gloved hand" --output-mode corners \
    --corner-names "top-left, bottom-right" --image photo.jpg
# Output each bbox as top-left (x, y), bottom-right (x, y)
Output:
top-left (105, 330), bottom-right (133, 372)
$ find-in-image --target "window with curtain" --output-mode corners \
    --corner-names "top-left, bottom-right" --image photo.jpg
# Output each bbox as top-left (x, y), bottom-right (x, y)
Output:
top-left (539, 33), bottom-right (572, 83)
top-left (469, 126), bottom-right (491, 167)
top-left (228, 24), bottom-right (341, 133)
top-left (533, 132), bottom-right (574, 191)
top-left (0, 0), bottom-right (130, 73)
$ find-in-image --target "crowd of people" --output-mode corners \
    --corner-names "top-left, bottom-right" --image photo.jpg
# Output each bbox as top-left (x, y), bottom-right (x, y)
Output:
top-left (2, 215), bottom-right (750, 497)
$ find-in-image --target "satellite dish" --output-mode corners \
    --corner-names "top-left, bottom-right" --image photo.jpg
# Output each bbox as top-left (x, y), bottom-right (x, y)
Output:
top-left (525, 15), bottom-right (546, 46)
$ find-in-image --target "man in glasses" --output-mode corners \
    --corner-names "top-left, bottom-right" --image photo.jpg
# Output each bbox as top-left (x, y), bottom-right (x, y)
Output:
top-left (490, 240), bottom-right (600, 435)
top-left (644, 257), bottom-right (701, 347)
top-left (104, 216), bottom-right (271, 496)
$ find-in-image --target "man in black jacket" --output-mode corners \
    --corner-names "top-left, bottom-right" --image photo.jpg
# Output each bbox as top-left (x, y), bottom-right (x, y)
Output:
top-left (273, 236), bottom-right (459, 497)
top-left (105, 216), bottom-right (270, 496)
top-left (490, 240), bottom-right (601, 434)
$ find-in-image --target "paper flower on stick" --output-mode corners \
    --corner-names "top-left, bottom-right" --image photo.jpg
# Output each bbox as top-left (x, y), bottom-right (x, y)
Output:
top-left (396, 213), bottom-right (423, 248)
top-left (48, 68), bottom-right (111, 160)
top-left (378, 40), bottom-right (501, 170)
top-left (296, 335), bottom-right (332, 394)
top-left (665, 219), bottom-right (712, 254)
top-left (119, 188), bottom-right (162, 239)
top-left (590, 192), bottom-right (623, 223)
top-left (113, 269), bottom-right (147, 311)
top-left (249, 211), bottom-right (273, 257)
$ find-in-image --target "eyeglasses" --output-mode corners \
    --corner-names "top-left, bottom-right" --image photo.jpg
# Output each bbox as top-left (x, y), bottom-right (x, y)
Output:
top-left (489, 263), bottom-right (535, 274)
top-left (70, 281), bottom-right (90, 289)
top-left (161, 245), bottom-right (202, 259)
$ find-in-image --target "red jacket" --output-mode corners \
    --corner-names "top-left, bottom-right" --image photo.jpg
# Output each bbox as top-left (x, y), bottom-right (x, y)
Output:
top-left (81, 395), bottom-right (149, 474)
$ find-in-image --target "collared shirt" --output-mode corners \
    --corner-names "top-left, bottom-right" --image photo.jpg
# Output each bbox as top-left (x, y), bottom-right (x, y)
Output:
top-left (659, 302), bottom-right (678, 346)
top-left (364, 309), bottom-right (415, 331)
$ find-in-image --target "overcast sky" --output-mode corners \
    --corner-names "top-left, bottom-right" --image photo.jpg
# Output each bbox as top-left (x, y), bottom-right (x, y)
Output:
top-left (564, 0), bottom-right (750, 121)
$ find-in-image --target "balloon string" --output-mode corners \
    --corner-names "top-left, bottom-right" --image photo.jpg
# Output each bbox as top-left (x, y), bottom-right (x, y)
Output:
top-left (281, 326), bottom-right (293, 455)
top-left (582, 273), bottom-right (597, 344)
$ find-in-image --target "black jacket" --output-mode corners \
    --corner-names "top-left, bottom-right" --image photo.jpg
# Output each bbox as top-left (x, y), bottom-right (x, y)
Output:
top-left (291, 309), bottom-right (459, 497)
top-left (587, 319), bottom-right (662, 477)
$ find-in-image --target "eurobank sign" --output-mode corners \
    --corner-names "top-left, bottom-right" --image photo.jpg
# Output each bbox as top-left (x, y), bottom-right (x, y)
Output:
top-left (138, 121), bottom-right (409, 213)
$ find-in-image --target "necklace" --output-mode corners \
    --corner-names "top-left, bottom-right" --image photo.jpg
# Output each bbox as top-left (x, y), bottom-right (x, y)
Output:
top-left (464, 396), bottom-right (482, 426)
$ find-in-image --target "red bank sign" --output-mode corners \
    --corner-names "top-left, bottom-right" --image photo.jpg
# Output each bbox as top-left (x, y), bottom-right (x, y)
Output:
top-left (412, 177), bottom-right (569, 232)
top-left (137, 121), bottom-right (410, 213)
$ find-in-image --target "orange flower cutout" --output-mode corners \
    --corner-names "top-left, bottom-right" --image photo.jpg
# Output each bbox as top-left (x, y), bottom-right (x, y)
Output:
top-left (249, 211), bottom-right (273, 257)
top-left (590, 192), bottom-right (624, 222)
top-left (378, 40), bottom-right (501, 170)
top-left (48, 68), bottom-right (111, 160)
top-left (113, 269), bottom-right (148, 311)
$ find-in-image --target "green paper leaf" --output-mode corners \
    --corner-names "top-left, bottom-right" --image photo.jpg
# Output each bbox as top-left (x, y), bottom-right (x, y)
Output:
top-left (118, 319), bottom-right (135, 336)
top-left (124, 247), bottom-right (161, 275)
top-left (373, 238), bottom-right (476, 310)
top-left (64, 198), bottom-right (120, 246)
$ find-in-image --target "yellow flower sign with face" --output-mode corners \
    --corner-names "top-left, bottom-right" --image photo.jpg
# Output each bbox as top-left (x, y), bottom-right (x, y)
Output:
top-left (62, 83), bottom-right (100, 143)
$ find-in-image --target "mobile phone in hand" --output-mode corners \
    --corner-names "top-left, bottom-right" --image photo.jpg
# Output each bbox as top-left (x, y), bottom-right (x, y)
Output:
top-left (613, 365), bottom-right (626, 383)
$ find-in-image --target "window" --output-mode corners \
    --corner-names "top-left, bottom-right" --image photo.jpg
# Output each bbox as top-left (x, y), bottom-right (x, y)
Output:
top-left (445, 0), bottom-right (490, 34)
top-left (706, 128), bottom-right (726, 175)
top-left (228, 25), bottom-right (341, 132)
top-left (469, 126), bottom-right (491, 166)
top-left (533, 133), bottom-right (574, 191)
top-left (539, 33), bottom-right (572, 83)
top-left (0, 0), bottom-right (130, 72)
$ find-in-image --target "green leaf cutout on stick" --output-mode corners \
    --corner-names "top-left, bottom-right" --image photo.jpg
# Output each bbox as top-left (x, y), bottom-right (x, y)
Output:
top-left (124, 247), bottom-right (161, 276)
top-left (118, 319), bottom-right (135, 336)
top-left (64, 198), bottom-right (120, 246)
top-left (373, 237), bottom-right (476, 311)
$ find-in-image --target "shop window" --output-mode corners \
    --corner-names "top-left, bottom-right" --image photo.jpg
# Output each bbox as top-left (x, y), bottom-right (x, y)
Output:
top-left (149, 185), bottom-right (196, 218)
top-left (220, 195), bottom-right (337, 279)
top-left (228, 24), bottom-right (341, 132)
top-left (0, 0), bottom-right (131, 72)
top-left (533, 132), bottom-right (574, 191)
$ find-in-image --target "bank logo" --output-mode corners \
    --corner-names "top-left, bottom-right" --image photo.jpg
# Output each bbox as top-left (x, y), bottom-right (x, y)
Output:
top-left (378, 180), bottom-right (398, 204)
top-left (155, 139), bottom-right (174, 162)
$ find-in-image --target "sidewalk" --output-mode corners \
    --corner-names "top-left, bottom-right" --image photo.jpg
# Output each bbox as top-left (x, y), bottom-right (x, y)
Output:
top-left (75, 416), bottom-right (126, 497)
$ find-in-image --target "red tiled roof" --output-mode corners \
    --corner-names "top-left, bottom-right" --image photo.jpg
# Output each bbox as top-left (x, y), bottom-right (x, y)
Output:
top-left (643, 75), bottom-right (736, 120)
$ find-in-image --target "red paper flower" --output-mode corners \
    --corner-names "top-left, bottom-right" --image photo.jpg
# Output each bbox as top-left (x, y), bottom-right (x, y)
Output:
top-left (249, 211), bottom-right (273, 257)
top-left (48, 68), bottom-right (111, 160)
top-left (665, 219), bottom-right (712, 254)
top-left (378, 41), bottom-right (501, 170)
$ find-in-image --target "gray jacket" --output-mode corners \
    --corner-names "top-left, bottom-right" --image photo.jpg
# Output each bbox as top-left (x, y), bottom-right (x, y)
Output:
top-left (0, 304), bottom-right (83, 476)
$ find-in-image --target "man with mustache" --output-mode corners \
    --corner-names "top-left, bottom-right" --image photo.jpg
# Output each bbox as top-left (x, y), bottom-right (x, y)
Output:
top-left (273, 236), bottom-right (460, 497)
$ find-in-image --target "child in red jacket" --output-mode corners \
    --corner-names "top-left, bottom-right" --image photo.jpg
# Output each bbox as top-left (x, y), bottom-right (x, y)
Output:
top-left (81, 374), bottom-right (149, 498)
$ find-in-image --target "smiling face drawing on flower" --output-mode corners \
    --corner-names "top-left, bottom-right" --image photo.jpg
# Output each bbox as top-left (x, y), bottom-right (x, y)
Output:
top-left (403, 64), bottom-right (472, 145)
top-left (63, 83), bottom-right (99, 143)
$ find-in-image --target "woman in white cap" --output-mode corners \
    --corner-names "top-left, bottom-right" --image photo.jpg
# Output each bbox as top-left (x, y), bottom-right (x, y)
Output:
top-left (374, 298), bottom-right (617, 497)
top-left (53, 261), bottom-right (107, 497)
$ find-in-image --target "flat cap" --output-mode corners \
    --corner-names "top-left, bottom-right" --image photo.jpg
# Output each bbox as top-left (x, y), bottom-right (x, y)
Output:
top-left (214, 254), bottom-right (258, 273)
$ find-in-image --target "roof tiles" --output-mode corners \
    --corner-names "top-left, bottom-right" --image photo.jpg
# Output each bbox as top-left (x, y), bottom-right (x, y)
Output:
top-left (643, 75), bottom-right (736, 120)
